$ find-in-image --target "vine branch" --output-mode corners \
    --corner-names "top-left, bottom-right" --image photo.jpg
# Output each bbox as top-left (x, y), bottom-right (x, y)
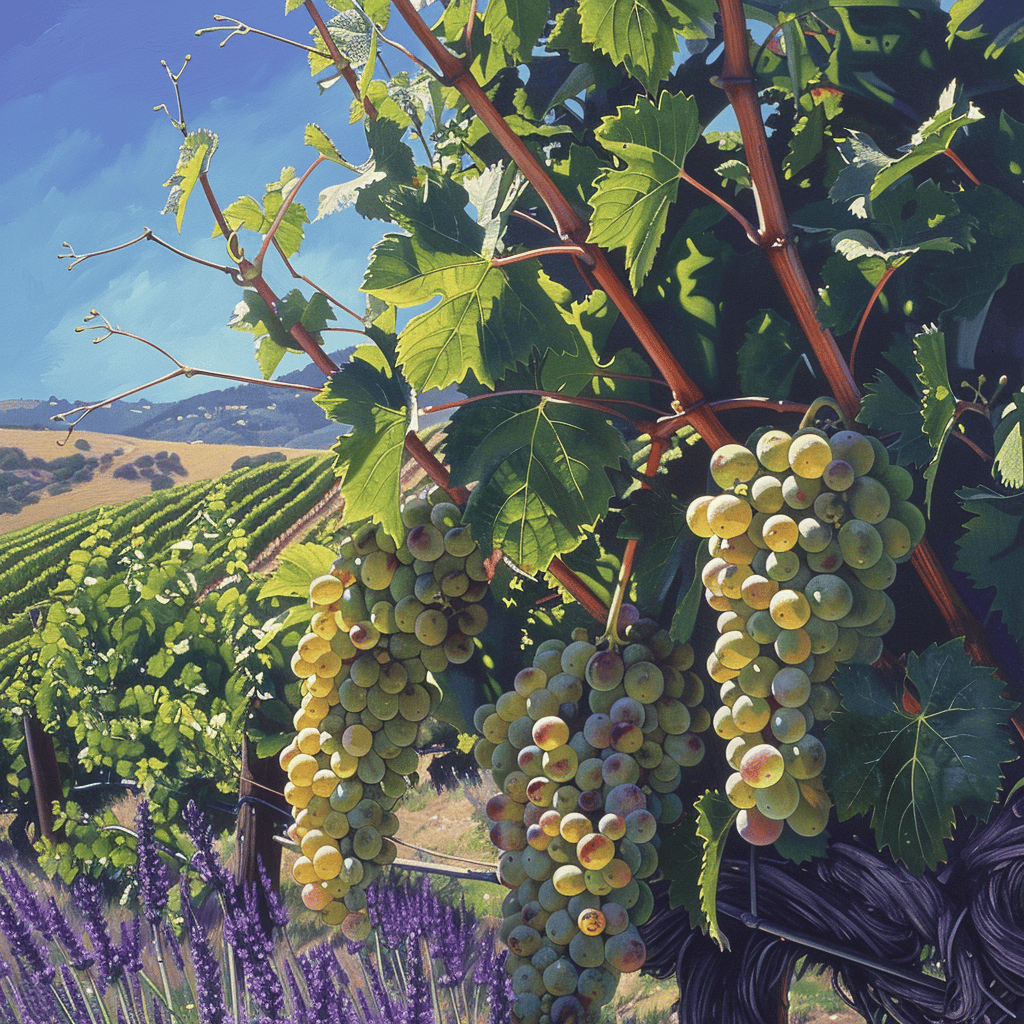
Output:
top-left (59, 228), bottom-right (241, 279)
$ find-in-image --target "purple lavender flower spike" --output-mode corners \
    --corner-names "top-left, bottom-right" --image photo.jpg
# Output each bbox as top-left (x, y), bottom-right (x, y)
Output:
top-left (0, 864), bottom-right (50, 937)
top-left (45, 895), bottom-right (95, 971)
top-left (257, 857), bottom-right (289, 929)
top-left (403, 935), bottom-right (435, 1024)
top-left (161, 920), bottom-right (185, 973)
top-left (59, 963), bottom-right (94, 1024)
top-left (151, 1001), bottom-right (166, 1024)
top-left (224, 881), bottom-right (284, 1018)
top-left (183, 894), bottom-right (229, 1024)
top-left (73, 875), bottom-right (119, 993)
top-left (118, 917), bottom-right (143, 974)
top-left (134, 799), bottom-right (171, 923)
top-left (284, 958), bottom-right (307, 1017)
top-left (0, 890), bottom-right (56, 986)
top-left (364, 950), bottom-right (396, 1021)
top-left (182, 801), bottom-right (233, 890)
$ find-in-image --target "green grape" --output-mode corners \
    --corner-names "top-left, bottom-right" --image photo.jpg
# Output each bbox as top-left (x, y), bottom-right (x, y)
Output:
top-left (726, 771), bottom-right (757, 808)
top-left (877, 464), bottom-right (914, 502)
top-left (338, 678), bottom-right (369, 714)
top-left (774, 627), bottom-right (812, 665)
top-left (846, 477), bottom-right (891, 524)
top-left (738, 655), bottom-right (778, 697)
top-left (714, 630), bottom-right (760, 669)
top-left (393, 596), bottom-right (426, 633)
top-left (414, 607), bottom-right (449, 646)
top-left (781, 474), bottom-right (821, 510)
top-left (360, 550), bottom-right (398, 591)
top-left (804, 574), bottom-right (853, 621)
top-left (769, 589), bottom-right (811, 629)
top-left (797, 518), bottom-right (832, 554)
top-left (839, 580), bottom-right (886, 629)
top-left (859, 592), bottom-right (897, 637)
top-left (561, 640), bottom-right (597, 678)
top-left (350, 656), bottom-right (380, 688)
top-left (388, 564), bottom-right (417, 602)
top-left (877, 518), bottom-right (912, 559)
top-left (851, 552), bottom-right (897, 590)
top-left (829, 430), bottom-right (874, 476)
top-left (405, 523), bottom-right (445, 561)
top-left (444, 525), bottom-right (477, 557)
top-left (891, 499), bottom-right (926, 548)
top-left (850, 633), bottom-right (884, 665)
top-left (813, 490), bottom-right (848, 527)
top-left (770, 667), bottom-right (811, 707)
top-left (414, 572), bottom-right (440, 603)
top-left (430, 501), bottom-right (462, 530)
top-left (821, 459), bottom-right (855, 492)
top-left (787, 782), bottom-right (832, 836)
top-left (781, 734), bottom-right (826, 779)
top-left (755, 773), bottom-right (801, 820)
top-left (367, 686), bottom-right (399, 721)
top-left (732, 694), bottom-right (771, 732)
top-left (765, 549), bottom-right (801, 581)
top-left (837, 520), bottom-right (883, 569)
top-left (803, 615), bottom-right (839, 655)
top-left (746, 609), bottom-right (782, 644)
top-left (770, 707), bottom-right (806, 743)
top-left (788, 434), bottom-right (832, 478)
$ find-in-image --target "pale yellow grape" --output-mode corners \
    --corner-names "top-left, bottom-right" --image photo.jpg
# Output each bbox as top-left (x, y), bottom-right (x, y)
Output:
top-left (713, 705), bottom-right (742, 740)
top-left (309, 574), bottom-right (346, 606)
top-left (754, 774), bottom-right (800, 820)
top-left (770, 707), bottom-right (806, 743)
top-left (706, 494), bottom-right (754, 539)
top-left (750, 475), bottom-right (784, 514)
top-left (714, 630), bottom-right (760, 669)
top-left (726, 733), bottom-right (761, 770)
top-left (788, 434), bottom-right (832, 478)
top-left (788, 782), bottom-right (832, 836)
top-left (726, 772), bottom-right (757, 808)
top-left (685, 495), bottom-right (715, 538)
top-left (769, 589), bottom-right (811, 630)
top-left (739, 743), bottom-right (785, 788)
top-left (756, 430), bottom-right (793, 473)
top-left (716, 533), bottom-right (758, 566)
top-left (877, 518), bottom-right (912, 559)
top-left (731, 694), bottom-right (771, 732)
top-left (710, 444), bottom-right (759, 489)
top-left (741, 574), bottom-right (778, 610)
top-left (775, 627), bottom-right (812, 665)
top-left (716, 562), bottom-right (754, 600)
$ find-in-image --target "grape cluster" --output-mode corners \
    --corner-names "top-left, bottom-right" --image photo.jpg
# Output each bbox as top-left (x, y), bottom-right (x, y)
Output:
top-left (476, 616), bottom-right (709, 1024)
top-left (278, 494), bottom-right (490, 936)
top-left (686, 428), bottom-right (922, 846)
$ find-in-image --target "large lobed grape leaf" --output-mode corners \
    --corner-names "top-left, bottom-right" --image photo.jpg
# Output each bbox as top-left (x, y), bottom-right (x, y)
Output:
top-left (362, 173), bottom-right (576, 391)
top-left (589, 92), bottom-right (701, 291)
top-left (955, 487), bottom-right (1024, 648)
top-left (445, 394), bottom-right (628, 573)
top-left (315, 343), bottom-right (410, 541)
top-left (825, 640), bottom-right (1018, 874)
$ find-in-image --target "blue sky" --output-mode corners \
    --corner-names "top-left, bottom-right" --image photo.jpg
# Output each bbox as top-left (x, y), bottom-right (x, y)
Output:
top-left (1, 1), bottom-right (384, 403)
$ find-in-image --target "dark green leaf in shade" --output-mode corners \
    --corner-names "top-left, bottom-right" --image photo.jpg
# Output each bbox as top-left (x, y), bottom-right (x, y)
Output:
top-left (354, 117), bottom-right (417, 222)
top-left (783, 99), bottom-right (825, 180)
top-left (815, 251), bottom-right (886, 336)
top-left (658, 813), bottom-right (705, 928)
top-left (228, 288), bottom-right (324, 378)
top-left (971, 111), bottom-right (1024, 195)
top-left (670, 541), bottom-right (709, 645)
top-left (915, 326), bottom-right (956, 513)
top-left (485, 0), bottom-right (549, 64)
top-left (578, 0), bottom-right (680, 94)
top-left (993, 391), bottom-right (1024, 490)
top-left (739, 310), bottom-right (802, 401)
top-left (825, 641), bottom-right (1017, 874)
top-left (829, 131), bottom-right (892, 219)
top-left (589, 92), bottom-right (702, 291)
top-left (543, 532), bottom-right (620, 611)
top-left (446, 396), bottom-right (628, 573)
top-left (695, 789), bottom-right (738, 950)
top-left (259, 543), bottom-right (341, 601)
top-left (546, 144), bottom-right (607, 218)
top-left (161, 129), bottom-right (218, 233)
top-left (772, 826), bottom-right (830, 864)
top-left (927, 186), bottom-right (1024, 320)
top-left (362, 175), bottom-right (576, 391)
top-left (546, 7), bottom-right (621, 89)
top-left (955, 487), bottom-right (1024, 648)
top-left (314, 350), bottom-right (410, 540)
top-left (859, 371), bottom-right (933, 468)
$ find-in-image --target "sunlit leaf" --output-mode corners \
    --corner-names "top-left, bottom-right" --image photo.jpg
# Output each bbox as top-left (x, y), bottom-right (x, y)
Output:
top-left (695, 789), bottom-right (737, 950)
top-left (162, 129), bottom-right (218, 233)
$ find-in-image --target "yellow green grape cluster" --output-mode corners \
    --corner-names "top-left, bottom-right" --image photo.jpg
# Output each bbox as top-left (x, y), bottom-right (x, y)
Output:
top-left (476, 617), bottom-right (710, 1024)
top-left (686, 427), bottom-right (922, 846)
top-left (278, 494), bottom-right (490, 936)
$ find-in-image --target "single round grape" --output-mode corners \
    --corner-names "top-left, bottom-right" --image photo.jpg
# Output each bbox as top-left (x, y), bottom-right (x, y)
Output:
top-left (821, 459), bottom-right (855, 492)
top-left (804, 574), bottom-right (853, 621)
top-left (738, 656), bottom-right (778, 698)
top-left (774, 627), bottom-right (812, 665)
top-left (860, 592), bottom-right (897, 637)
top-left (714, 705), bottom-right (742, 740)
top-left (789, 433), bottom-right (833, 479)
top-left (765, 549), bottom-right (801, 581)
top-left (847, 477), bottom-right (891, 524)
top-left (839, 580), bottom-right (887, 629)
top-left (781, 474), bottom-right (821, 510)
top-left (755, 773), bottom-right (801, 820)
top-left (706, 494), bottom-right (754, 539)
top-left (877, 518), bottom-right (912, 559)
top-left (561, 640), bottom-right (597, 678)
top-left (770, 707), bottom-right (807, 743)
top-left (850, 633), bottom-right (884, 664)
top-left (838, 520), bottom-right (883, 570)
top-left (736, 805), bottom-right (785, 846)
top-left (756, 429), bottom-right (793, 473)
top-left (623, 662), bottom-right (664, 702)
top-left (746, 609), bottom-right (782, 645)
top-left (828, 430), bottom-right (874, 476)
top-left (762, 514), bottom-right (799, 552)
top-left (797, 517), bottom-right (833, 553)
top-left (771, 667), bottom-right (811, 707)
top-left (739, 743), bottom-right (785, 788)
top-left (750, 475), bottom-right (785, 514)
top-left (804, 615), bottom-right (839, 655)
top-left (732, 694), bottom-right (771, 732)
top-left (746, 512), bottom-right (771, 551)
top-left (603, 931), bottom-right (647, 973)
top-left (788, 783), bottom-right (832, 836)
top-left (891, 500), bottom-right (926, 549)
top-left (710, 443), bottom-right (759, 489)
top-left (740, 573), bottom-right (779, 610)
top-left (813, 490), bottom-right (848, 527)
top-left (715, 630), bottom-right (760, 670)
top-left (852, 552), bottom-right (897, 590)
top-left (781, 734), bottom-right (826, 779)
top-left (806, 540), bottom-right (844, 573)
top-left (769, 589), bottom-right (811, 629)
top-left (716, 533), bottom-right (758, 566)
top-left (716, 562), bottom-right (754, 600)
top-left (685, 495), bottom-right (715, 538)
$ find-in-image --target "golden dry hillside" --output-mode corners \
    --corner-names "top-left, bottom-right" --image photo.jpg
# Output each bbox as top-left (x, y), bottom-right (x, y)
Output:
top-left (0, 427), bottom-right (329, 533)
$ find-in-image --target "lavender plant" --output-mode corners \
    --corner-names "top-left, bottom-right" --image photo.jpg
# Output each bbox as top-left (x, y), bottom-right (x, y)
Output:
top-left (0, 801), bottom-right (509, 1024)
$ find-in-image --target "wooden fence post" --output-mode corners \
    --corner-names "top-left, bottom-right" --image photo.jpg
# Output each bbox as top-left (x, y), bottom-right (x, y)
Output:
top-left (23, 715), bottom-right (65, 843)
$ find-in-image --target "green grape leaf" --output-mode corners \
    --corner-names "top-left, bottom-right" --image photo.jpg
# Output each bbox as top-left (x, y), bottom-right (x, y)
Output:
top-left (446, 396), bottom-right (628, 573)
top-left (825, 641), bottom-right (1017, 874)
top-left (485, 0), bottom-right (549, 64)
top-left (304, 123), bottom-right (349, 165)
top-left (955, 487), bottom-right (1024, 647)
top-left (589, 92), bottom-right (701, 291)
top-left (215, 168), bottom-right (310, 259)
top-left (260, 543), bottom-right (341, 600)
top-left (915, 326), bottom-right (956, 514)
top-left (859, 371), bottom-right (933, 468)
top-left (783, 102), bottom-right (825, 180)
top-left (162, 129), bottom-right (218, 233)
top-left (739, 310), bottom-right (802, 401)
top-left (362, 175), bottom-right (576, 391)
top-left (355, 118), bottom-right (417, 222)
top-left (314, 351), bottom-right (410, 540)
top-left (658, 814), bottom-right (705, 929)
top-left (772, 826), bottom-right (830, 864)
top-left (578, 0), bottom-right (679, 93)
top-left (871, 81), bottom-right (984, 199)
top-left (993, 391), bottom-right (1024, 490)
top-left (829, 130), bottom-right (892, 219)
top-left (695, 789), bottom-right (737, 950)
top-left (670, 542), bottom-right (709, 645)
top-left (316, 161), bottom-right (387, 219)
top-left (309, 10), bottom-right (373, 76)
